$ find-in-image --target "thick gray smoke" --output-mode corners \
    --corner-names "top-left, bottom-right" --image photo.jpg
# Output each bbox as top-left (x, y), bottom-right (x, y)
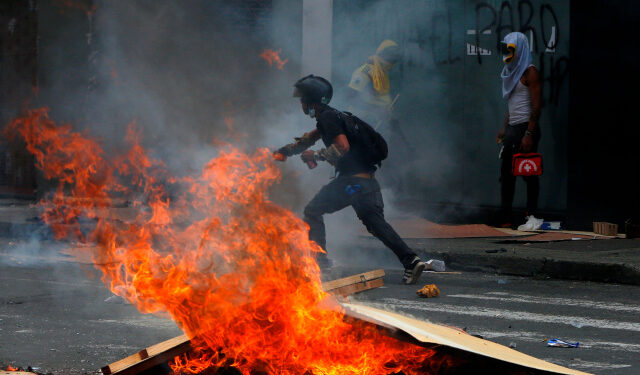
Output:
top-left (28, 0), bottom-right (574, 268)
top-left (28, 0), bottom-right (462, 269)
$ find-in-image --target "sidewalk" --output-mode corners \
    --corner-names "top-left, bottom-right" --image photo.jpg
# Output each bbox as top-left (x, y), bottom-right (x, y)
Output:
top-left (2, 199), bottom-right (639, 285)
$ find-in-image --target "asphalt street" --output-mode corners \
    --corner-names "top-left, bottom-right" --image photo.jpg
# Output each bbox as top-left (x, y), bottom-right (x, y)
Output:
top-left (1, 238), bottom-right (639, 374)
top-left (351, 270), bottom-right (640, 375)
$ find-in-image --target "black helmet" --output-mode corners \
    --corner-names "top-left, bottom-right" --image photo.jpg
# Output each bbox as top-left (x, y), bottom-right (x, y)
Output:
top-left (293, 75), bottom-right (333, 105)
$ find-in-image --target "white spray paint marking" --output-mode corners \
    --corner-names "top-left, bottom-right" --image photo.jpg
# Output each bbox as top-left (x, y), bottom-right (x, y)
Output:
top-left (89, 316), bottom-right (179, 330)
top-left (0, 277), bottom-right (102, 288)
top-left (466, 29), bottom-right (492, 35)
top-left (447, 292), bottom-right (640, 313)
top-left (372, 298), bottom-right (640, 332)
top-left (542, 358), bottom-right (631, 371)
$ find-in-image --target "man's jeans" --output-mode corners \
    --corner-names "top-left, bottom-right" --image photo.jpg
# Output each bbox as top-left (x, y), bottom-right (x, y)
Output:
top-left (303, 176), bottom-right (417, 269)
top-left (500, 122), bottom-right (541, 216)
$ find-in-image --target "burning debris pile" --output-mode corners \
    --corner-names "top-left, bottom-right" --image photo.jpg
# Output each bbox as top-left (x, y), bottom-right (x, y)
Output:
top-left (2, 365), bottom-right (50, 375)
top-left (3, 108), bottom-right (448, 374)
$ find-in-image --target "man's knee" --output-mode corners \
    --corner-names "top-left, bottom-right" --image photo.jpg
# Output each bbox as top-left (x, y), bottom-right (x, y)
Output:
top-left (303, 202), bottom-right (322, 222)
top-left (357, 210), bottom-right (384, 235)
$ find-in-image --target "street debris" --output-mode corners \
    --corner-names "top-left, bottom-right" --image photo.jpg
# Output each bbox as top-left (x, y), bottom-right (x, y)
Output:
top-left (593, 222), bottom-right (618, 236)
top-left (321, 269), bottom-right (385, 298)
top-left (547, 339), bottom-right (580, 348)
top-left (1, 364), bottom-right (46, 375)
top-left (101, 270), bottom-right (387, 374)
top-left (417, 284), bottom-right (440, 298)
top-left (509, 342), bottom-right (517, 349)
top-left (518, 215), bottom-right (544, 231)
top-left (103, 302), bottom-right (593, 375)
top-left (540, 221), bottom-right (562, 230)
top-left (425, 259), bottom-right (445, 272)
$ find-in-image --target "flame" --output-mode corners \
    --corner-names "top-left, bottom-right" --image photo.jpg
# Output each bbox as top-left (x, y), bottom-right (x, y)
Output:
top-left (260, 49), bottom-right (288, 70)
top-left (5, 365), bottom-right (20, 371)
top-left (4, 108), bottom-right (447, 374)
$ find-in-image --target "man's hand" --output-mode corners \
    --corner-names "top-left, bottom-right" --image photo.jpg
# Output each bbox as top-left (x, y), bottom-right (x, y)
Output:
top-left (521, 134), bottom-right (534, 152)
top-left (301, 150), bottom-right (316, 163)
top-left (497, 129), bottom-right (505, 144)
top-left (273, 151), bottom-right (287, 162)
top-left (300, 150), bottom-right (317, 169)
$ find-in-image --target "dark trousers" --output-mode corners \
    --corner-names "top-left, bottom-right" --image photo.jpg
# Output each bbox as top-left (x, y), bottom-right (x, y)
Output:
top-left (500, 123), bottom-right (541, 216)
top-left (304, 176), bottom-right (417, 269)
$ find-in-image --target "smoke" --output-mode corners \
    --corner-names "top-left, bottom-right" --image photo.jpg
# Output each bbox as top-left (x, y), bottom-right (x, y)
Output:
top-left (25, 0), bottom-right (487, 271)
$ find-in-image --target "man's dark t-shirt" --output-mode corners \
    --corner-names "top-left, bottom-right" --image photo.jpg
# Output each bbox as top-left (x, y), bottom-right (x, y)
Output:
top-left (315, 106), bottom-right (376, 176)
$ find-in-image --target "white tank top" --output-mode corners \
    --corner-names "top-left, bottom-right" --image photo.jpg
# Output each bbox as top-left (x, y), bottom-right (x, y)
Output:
top-left (507, 68), bottom-right (534, 125)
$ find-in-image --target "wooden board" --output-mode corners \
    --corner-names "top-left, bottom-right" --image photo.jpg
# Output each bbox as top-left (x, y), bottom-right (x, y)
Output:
top-left (321, 269), bottom-right (385, 293)
top-left (101, 334), bottom-right (191, 375)
top-left (103, 292), bottom-right (592, 375)
top-left (343, 303), bottom-right (592, 375)
top-left (326, 277), bottom-right (384, 297)
top-left (0, 372), bottom-right (37, 375)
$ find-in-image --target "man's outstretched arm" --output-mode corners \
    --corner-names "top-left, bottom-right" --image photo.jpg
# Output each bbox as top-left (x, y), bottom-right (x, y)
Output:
top-left (274, 129), bottom-right (321, 161)
top-left (301, 134), bottom-right (350, 166)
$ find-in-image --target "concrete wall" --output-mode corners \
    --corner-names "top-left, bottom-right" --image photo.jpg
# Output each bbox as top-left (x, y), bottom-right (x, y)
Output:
top-left (331, 0), bottom-right (570, 218)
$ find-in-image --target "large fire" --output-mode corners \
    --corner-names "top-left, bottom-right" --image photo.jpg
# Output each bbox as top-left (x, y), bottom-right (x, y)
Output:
top-left (4, 108), bottom-right (444, 374)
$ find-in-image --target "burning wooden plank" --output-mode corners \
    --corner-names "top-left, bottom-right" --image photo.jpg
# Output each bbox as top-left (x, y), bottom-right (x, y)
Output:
top-left (101, 270), bottom-right (385, 375)
top-left (102, 299), bottom-right (592, 375)
top-left (101, 297), bottom-right (592, 375)
top-left (101, 334), bottom-right (191, 375)
top-left (102, 270), bottom-right (591, 375)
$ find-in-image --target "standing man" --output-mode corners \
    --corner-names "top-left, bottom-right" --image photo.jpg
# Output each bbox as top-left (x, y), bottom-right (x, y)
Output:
top-left (274, 75), bottom-right (427, 284)
top-left (346, 39), bottom-right (413, 192)
top-left (346, 40), bottom-right (401, 126)
top-left (496, 32), bottom-right (542, 228)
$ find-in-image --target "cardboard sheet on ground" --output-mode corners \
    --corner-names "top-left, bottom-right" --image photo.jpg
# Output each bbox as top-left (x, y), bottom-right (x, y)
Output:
top-left (502, 231), bottom-right (611, 242)
top-left (359, 216), bottom-right (513, 239)
top-left (343, 303), bottom-right (592, 375)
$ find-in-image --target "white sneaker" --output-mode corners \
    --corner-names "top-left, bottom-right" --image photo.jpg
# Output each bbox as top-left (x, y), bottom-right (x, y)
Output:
top-left (518, 215), bottom-right (544, 231)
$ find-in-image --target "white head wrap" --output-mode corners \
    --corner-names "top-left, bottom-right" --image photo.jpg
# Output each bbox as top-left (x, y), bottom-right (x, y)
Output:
top-left (500, 32), bottom-right (533, 98)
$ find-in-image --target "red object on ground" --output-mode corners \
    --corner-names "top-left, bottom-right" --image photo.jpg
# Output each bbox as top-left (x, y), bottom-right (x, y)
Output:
top-left (512, 153), bottom-right (543, 176)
